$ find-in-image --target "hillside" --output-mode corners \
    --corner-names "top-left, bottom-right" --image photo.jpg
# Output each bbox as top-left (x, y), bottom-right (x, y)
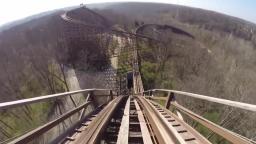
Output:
top-left (0, 2), bottom-right (256, 143)
top-left (91, 2), bottom-right (256, 42)
top-left (91, 2), bottom-right (256, 141)
top-left (0, 7), bottom-right (111, 142)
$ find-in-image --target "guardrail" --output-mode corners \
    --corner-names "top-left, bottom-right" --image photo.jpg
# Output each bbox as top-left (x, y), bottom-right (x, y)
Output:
top-left (0, 88), bottom-right (111, 110)
top-left (143, 89), bottom-right (256, 144)
top-left (0, 88), bottom-right (113, 144)
top-left (144, 89), bottom-right (256, 112)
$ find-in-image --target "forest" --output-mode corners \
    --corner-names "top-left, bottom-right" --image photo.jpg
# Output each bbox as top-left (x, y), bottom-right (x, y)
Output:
top-left (0, 2), bottom-right (256, 143)
top-left (94, 2), bottom-right (256, 143)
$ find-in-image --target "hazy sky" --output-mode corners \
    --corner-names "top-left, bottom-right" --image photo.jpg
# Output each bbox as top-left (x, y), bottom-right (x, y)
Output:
top-left (0, 0), bottom-right (255, 26)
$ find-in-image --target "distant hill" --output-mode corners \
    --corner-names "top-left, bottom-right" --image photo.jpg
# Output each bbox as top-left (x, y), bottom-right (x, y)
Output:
top-left (0, 6), bottom-right (78, 32)
top-left (1, 2), bottom-right (256, 141)
top-left (89, 2), bottom-right (256, 42)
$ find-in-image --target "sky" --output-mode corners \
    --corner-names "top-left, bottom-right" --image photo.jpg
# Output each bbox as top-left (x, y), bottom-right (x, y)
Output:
top-left (0, 0), bottom-right (255, 26)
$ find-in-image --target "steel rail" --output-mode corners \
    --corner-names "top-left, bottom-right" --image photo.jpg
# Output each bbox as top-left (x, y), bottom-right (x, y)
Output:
top-left (0, 88), bottom-right (110, 110)
top-left (9, 101), bottom-right (92, 144)
top-left (144, 89), bottom-right (256, 112)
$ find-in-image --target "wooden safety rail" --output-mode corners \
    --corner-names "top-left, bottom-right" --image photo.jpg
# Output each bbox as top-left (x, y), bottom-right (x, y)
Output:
top-left (143, 89), bottom-right (256, 144)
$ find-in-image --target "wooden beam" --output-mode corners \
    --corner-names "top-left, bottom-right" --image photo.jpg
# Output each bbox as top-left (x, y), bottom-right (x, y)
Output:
top-left (117, 96), bottom-right (130, 144)
top-left (165, 92), bottom-right (174, 109)
top-left (134, 99), bottom-right (153, 144)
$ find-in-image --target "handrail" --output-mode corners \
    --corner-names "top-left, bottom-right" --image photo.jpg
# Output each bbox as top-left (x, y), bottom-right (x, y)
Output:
top-left (171, 102), bottom-right (255, 144)
top-left (144, 89), bottom-right (256, 112)
top-left (9, 101), bottom-right (92, 144)
top-left (144, 89), bottom-right (256, 143)
top-left (0, 88), bottom-right (111, 110)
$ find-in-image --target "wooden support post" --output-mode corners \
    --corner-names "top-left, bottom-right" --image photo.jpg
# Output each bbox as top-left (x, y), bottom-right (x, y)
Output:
top-left (165, 92), bottom-right (174, 109)
top-left (110, 90), bottom-right (113, 100)
top-left (85, 91), bottom-right (93, 102)
top-left (107, 90), bottom-right (113, 103)
top-left (79, 91), bottom-right (94, 120)
top-left (150, 90), bottom-right (154, 97)
top-left (164, 92), bottom-right (183, 120)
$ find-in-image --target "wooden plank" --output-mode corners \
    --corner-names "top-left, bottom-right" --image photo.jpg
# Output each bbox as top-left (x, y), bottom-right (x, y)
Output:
top-left (134, 99), bottom-right (153, 144)
top-left (116, 96), bottom-right (130, 144)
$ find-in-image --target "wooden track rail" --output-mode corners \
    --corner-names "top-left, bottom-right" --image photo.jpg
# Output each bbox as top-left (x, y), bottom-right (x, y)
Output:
top-left (0, 89), bottom-right (112, 144)
top-left (69, 96), bottom-right (124, 144)
top-left (1, 7), bottom-right (256, 144)
top-left (136, 96), bottom-right (211, 144)
top-left (116, 96), bottom-right (130, 144)
top-left (1, 89), bottom-right (255, 144)
top-left (144, 89), bottom-right (256, 144)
